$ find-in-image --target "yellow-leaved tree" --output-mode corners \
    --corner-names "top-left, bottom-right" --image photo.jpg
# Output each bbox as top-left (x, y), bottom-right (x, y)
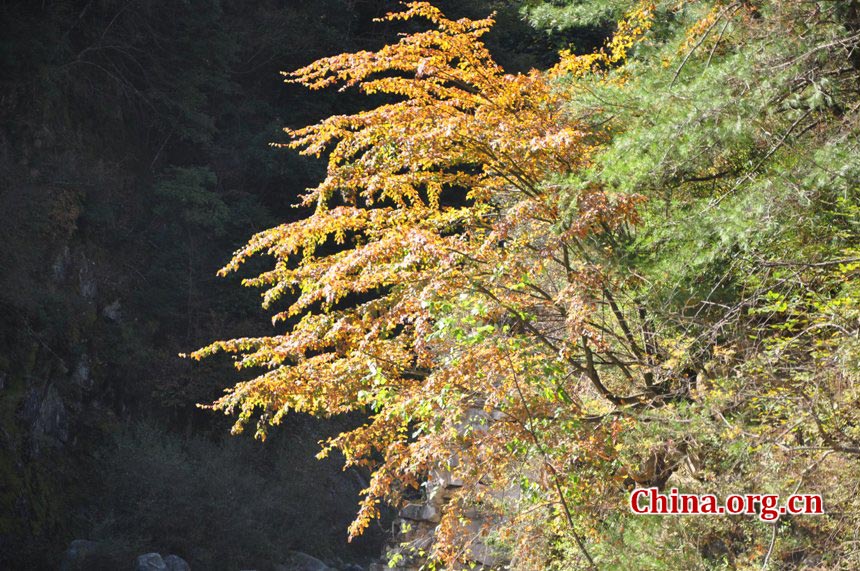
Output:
top-left (192, 2), bottom-right (658, 567)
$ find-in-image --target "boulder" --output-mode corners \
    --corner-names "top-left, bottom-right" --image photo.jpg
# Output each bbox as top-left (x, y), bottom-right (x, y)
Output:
top-left (102, 299), bottom-right (122, 322)
top-left (164, 554), bottom-right (190, 571)
top-left (276, 550), bottom-right (331, 570)
top-left (400, 502), bottom-right (440, 523)
top-left (136, 553), bottom-right (168, 571)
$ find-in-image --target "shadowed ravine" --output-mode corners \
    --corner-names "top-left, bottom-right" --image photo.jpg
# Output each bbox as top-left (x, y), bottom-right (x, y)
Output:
top-left (0, 1), bottom-right (571, 568)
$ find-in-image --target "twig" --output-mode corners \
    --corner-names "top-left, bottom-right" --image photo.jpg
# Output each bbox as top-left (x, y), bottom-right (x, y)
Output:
top-left (760, 257), bottom-right (860, 268)
top-left (671, 3), bottom-right (740, 87)
top-left (702, 109), bottom-right (815, 212)
top-left (761, 523), bottom-right (778, 570)
top-left (502, 346), bottom-right (598, 570)
top-left (706, 16), bottom-right (732, 68)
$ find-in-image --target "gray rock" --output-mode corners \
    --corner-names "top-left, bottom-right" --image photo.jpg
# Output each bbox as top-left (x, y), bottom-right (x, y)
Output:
top-left (163, 554), bottom-right (190, 571)
top-left (26, 384), bottom-right (69, 454)
top-left (103, 299), bottom-right (122, 322)
top-left (71, 354), bottom-right (93, 389)
top-left (60, 539), bottom-right (99, 571)
top-left (465, 540), bottom-right (499, 567)
top-left (136, 553), bottom-right (168, 571)
top-left (276, 551), bottom-right (332, 571)
top-left (78, 255), bottom-right (97, 300)
top-left (52, 246), bottom-right (71, 282)
top-left (400, 502), bottom-right (440, 523)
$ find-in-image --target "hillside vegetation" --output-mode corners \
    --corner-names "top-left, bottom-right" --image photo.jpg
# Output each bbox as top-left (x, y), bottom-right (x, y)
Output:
top-left (195, 1), bottom-right (860, 569)
top-left (0, 1), bottom-right (582, 567)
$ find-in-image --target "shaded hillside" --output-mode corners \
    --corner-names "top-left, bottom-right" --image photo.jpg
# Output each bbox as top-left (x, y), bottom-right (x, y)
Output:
top-left (0, 1), bottom-right (582, 568)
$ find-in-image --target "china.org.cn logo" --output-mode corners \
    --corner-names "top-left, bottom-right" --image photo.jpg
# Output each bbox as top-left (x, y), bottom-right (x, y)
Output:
top-left (630, 487), bottom-right (823, 521)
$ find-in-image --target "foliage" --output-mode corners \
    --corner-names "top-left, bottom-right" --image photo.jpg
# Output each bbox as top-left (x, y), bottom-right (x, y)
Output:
top-left (192, 0), bottom-right (860, 569)
top-left (521, 0), bottom-right (631, 31)
top-left (194, 1), bottom-right (649, 566)
top-left (0, 1), bottom-right (447, 566)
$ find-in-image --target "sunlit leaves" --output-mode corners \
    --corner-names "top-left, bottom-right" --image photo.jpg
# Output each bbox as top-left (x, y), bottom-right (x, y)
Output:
top-left (191, 2), bottom-right (661, 567)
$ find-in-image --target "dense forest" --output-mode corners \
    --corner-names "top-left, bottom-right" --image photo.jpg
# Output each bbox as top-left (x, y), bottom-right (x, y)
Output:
top-left (2, 1), bottom-right (859, 570)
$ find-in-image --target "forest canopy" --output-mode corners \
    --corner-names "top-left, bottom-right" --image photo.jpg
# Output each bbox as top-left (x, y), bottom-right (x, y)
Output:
top-left (193, 1), bottom-right (860, 569)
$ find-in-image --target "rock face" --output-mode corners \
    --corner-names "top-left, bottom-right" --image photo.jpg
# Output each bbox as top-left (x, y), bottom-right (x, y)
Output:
top-left (377, 407), bottom-right (511, 570)
top-left (24, 383), bottom-right (69, 454)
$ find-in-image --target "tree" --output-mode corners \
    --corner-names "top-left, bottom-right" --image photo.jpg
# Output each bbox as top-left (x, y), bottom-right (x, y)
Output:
top-left (194, 1), bottom-right (860, 568)
top-left (192, 2), bottom-right (655, 567)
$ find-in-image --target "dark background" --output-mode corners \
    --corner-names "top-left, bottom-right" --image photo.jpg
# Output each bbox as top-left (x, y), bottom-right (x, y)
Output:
top-left (0, 1), bottom-right (600, 568)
